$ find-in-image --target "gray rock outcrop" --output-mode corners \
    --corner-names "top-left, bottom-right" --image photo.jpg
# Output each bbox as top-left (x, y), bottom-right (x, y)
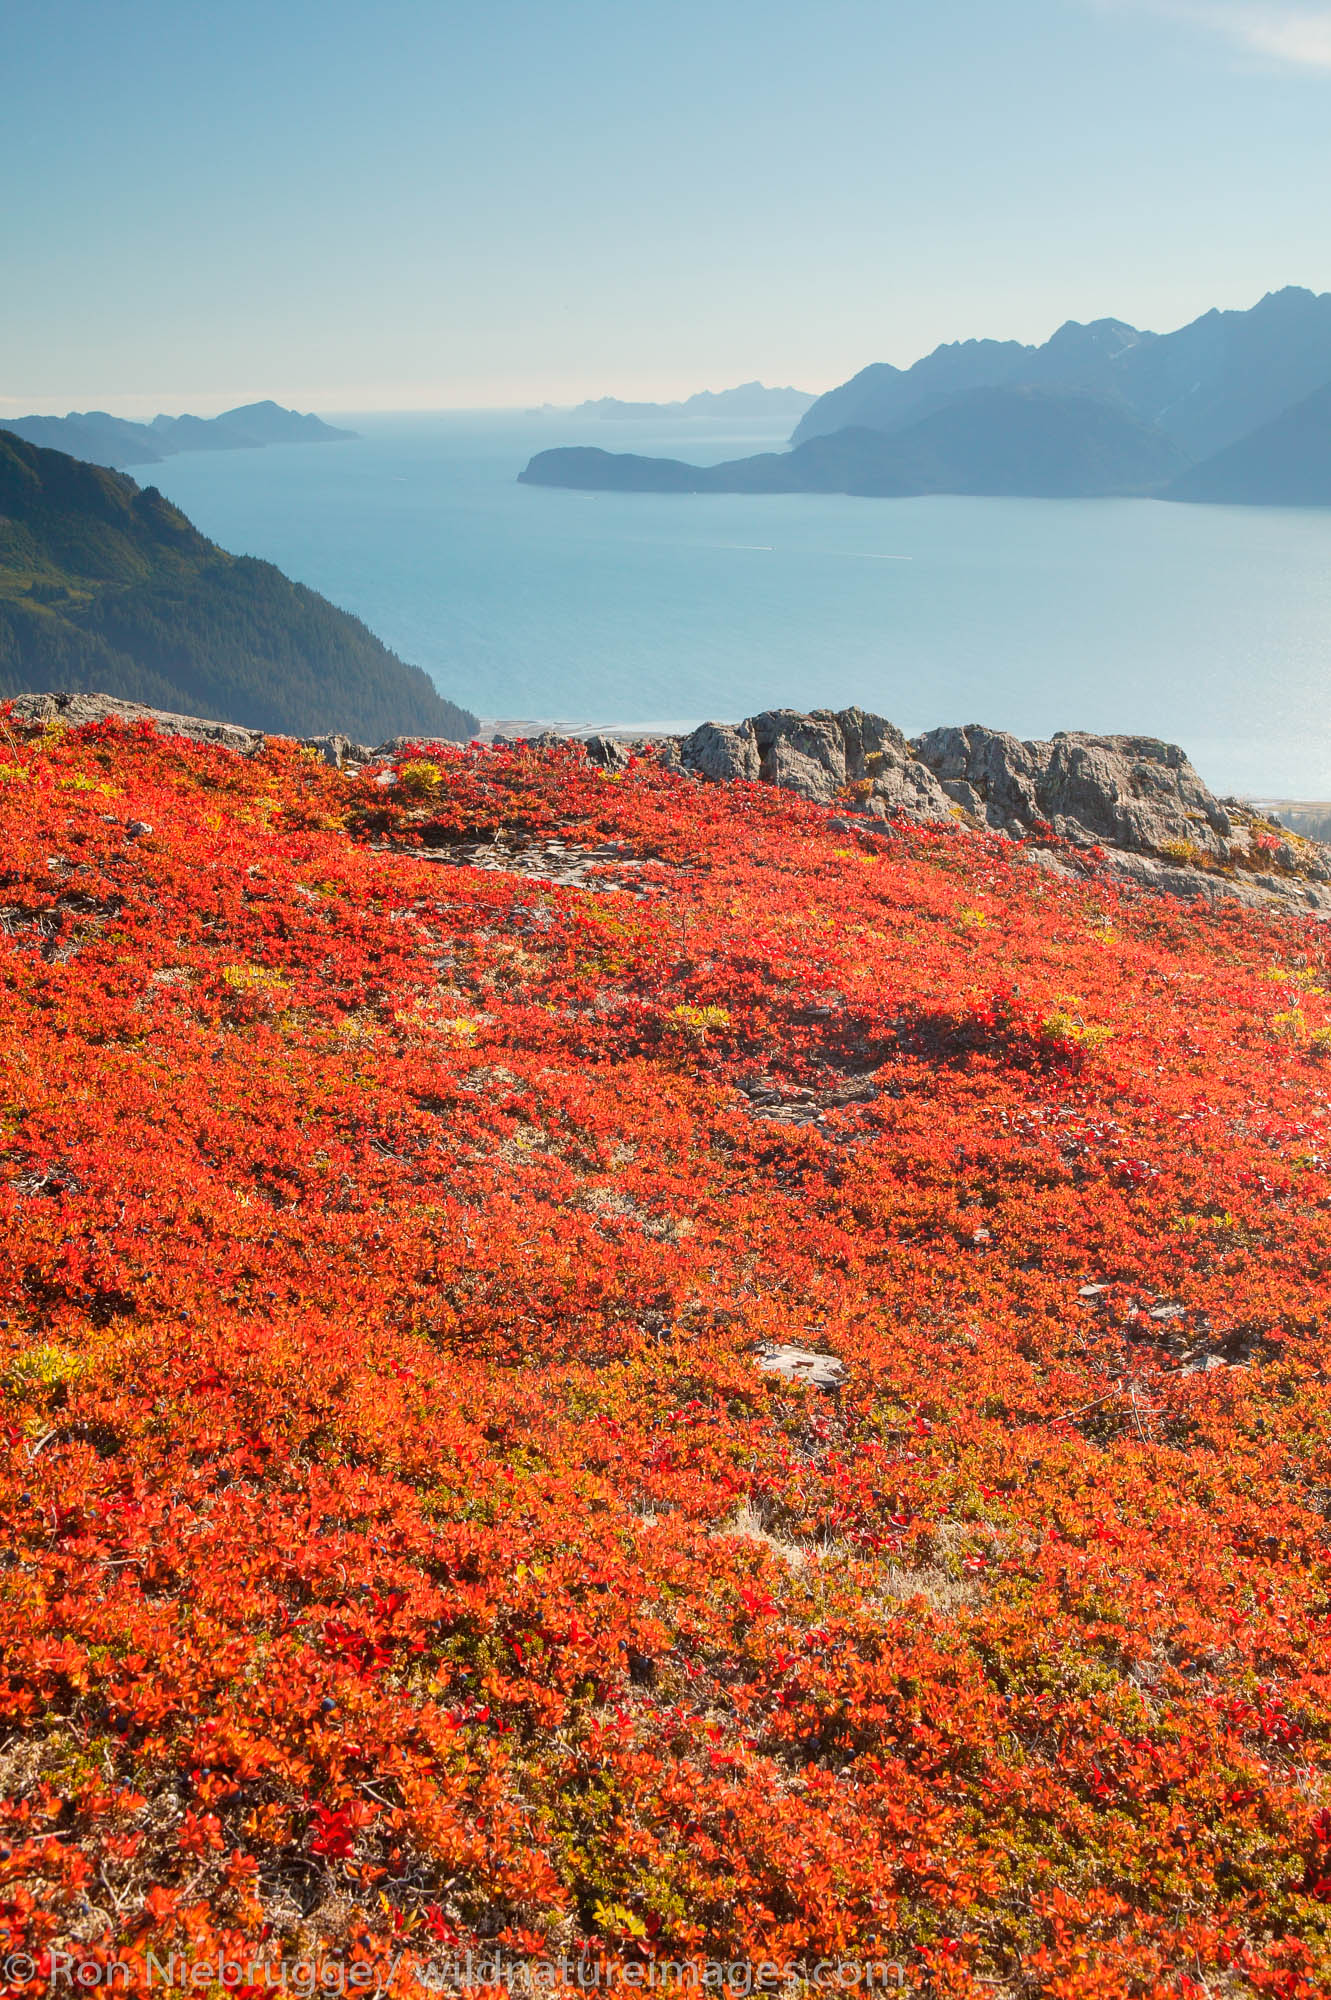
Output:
top-left (913, 723), bottom-right (1043, 834)
top-left (912, 724), bottom-right (1237, 855)
top-left (673, 704), bottom-right (1331, 917)
top-left (681, 706), bottom-right (954, 821)
top-left (1040, 732), bottom-right (1231, 857)
top-left (303, 733), bottom-right (361, 769)
top-left (750, 709), bottom-right (846, 801)
top-left (910, 723), bottom-right (1329, 883)
top-left (9, 691), bottom-right (382, 768)
top-left (7, 690), bottom-right (271, 756)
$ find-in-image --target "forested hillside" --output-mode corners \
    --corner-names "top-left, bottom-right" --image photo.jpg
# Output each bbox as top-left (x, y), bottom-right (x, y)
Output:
top-left (0, 430), bottom-right (476, 741)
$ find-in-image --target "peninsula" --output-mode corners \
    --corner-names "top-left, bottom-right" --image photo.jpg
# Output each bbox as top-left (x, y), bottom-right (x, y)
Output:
top-left (521, 386), bottom-right (1187, 499)
top-left (521, 287), bottom-right (1331, 505)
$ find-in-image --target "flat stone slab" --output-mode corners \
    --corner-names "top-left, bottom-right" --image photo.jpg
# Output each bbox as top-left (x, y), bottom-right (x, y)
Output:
top-left (756, 1343), bottom-right (848, 1391)
top-left (373, 840), bottom-right (665, 897)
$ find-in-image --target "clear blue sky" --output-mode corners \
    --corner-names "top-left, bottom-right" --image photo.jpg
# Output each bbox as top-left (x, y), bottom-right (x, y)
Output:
top-left (6, 0), bottom-right (1331, 414)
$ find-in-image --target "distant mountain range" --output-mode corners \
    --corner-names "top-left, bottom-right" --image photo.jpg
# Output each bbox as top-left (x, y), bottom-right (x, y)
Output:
top-left (521, 289), bottom-right (1331, 506)
top-left (0, 429), bottom-right (475, 741)
top-left (3, 400), bottom-right (356, 471)
top-left (571, 382), bottom-right (816, 421)
top-left (791, 289), bottom-right (1331, 458)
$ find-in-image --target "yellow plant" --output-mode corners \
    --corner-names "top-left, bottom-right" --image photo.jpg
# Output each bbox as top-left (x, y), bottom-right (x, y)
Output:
top-left (1265, 964), bottom-right (1326, 993)
top-left (396, 759), bottom-right (444, 794)
top-left (58, 773), bottom-right (120, 796)
top-left (593, 1901), bottom-right (648, 1940)
top-left (221, 964), bottom-right (291, 994)
top-left (957, 907), bottom-right (990, 930)
top-left (669, 1003), bottom-right (731, 1043)
top-left (1041, 1006), bottom-right (1112, 1054)
top-left (1159, 837), bottom-right (1209, 868)
top-left (7, 1343), bottom-right (86, 1397)
top-left (337, 1012), bottom-right (382, 1042)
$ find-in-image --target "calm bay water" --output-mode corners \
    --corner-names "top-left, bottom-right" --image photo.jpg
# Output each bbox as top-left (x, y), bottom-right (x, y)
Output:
top-left (137, 411), bottom-right (1331, 798)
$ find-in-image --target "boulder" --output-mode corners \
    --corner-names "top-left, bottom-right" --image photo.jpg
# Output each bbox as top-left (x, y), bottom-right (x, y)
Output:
top-left (749, 708), bottom-right (847, 798)
top-left (767, 739), bottom-right (841, 802)
top-left (838, 705), bottom-right (915, 778)
top-left (374, 732), bottom-right (465, 756)
top-left (681, 708), bottom-right (1293, 871)
top-left (583, 735), bottom-right (632, 772)
top-left (832, 707), bottom-right (955, 821)
top-left (678, 719), bottom-right (761, 783)
top-left (303, 733), bottom-right (357, 768)
top-left (941, 778), bottom-right (984, 815)
top-left (1040, 733), bottom-right (1231, 857)
top-left (914, 723), bottom-right (1044, 834)
top-left (678, 706), bottom-right (955, 820)
top-left (868, 754), bottom-right (957, 821)
top-left (756, 1343), bottom-right (847, 1392)
top-left (913, 723), bottom-right (1237, 859)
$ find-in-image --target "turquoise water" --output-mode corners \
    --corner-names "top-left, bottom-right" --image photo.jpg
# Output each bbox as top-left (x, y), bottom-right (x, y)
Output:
top-left (136, 411), bottom-right (1331, 797)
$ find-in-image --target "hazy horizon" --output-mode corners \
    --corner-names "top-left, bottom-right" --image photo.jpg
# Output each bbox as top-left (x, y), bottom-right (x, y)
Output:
top-left (5, 279), bottom-right (1330, 425)
top-left (7, 0), bottom-right (1331, 416)
top-left (0, 391), bottom-right (822, 422)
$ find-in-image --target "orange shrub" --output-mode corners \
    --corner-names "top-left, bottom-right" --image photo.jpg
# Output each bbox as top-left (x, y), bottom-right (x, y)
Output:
top-left (1, 715), bottom-right (1331, 1995)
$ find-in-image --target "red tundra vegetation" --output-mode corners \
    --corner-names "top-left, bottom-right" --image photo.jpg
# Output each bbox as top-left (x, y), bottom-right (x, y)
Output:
top-left (3, 712), bottom-right (1331, 1999)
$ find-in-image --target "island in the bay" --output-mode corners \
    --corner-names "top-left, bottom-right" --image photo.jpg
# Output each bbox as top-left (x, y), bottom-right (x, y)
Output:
top-left (3, 399), bottom-right (356, 471)
top-left (520, 287), bottom-right (1331, 504)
